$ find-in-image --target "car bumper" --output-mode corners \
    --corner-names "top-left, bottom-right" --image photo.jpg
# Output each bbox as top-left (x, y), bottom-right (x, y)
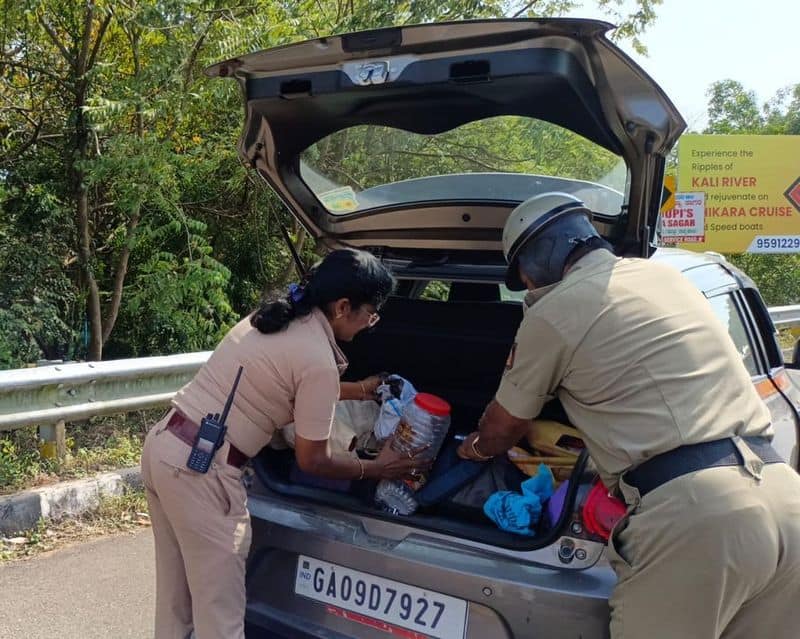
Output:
top-left (244, 493), bottom-right (614, 639)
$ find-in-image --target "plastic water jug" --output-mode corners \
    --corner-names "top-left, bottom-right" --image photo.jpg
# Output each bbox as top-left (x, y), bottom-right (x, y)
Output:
top-left (374, 392), bottom-right (451, 515)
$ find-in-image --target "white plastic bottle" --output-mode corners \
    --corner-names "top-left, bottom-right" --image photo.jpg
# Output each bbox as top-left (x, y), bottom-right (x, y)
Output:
top-left (374, 393), bottom-right (451, 515)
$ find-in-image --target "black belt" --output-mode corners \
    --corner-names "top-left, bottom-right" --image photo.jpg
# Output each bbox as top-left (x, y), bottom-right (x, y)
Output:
top-left (166, 410), bottom-right (249, 469)
top-left (624, 436), bottom-right (783, 498)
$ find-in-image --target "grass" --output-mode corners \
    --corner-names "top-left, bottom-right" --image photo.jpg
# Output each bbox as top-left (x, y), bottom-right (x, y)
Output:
top-left (0, 408), bottom-right (162, 494)
top-left (0, 486), bottom-right (150, 562)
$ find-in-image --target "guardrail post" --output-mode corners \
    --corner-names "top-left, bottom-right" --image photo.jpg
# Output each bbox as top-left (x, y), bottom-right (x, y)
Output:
top-left (38, 420), bottom-right (67, 460)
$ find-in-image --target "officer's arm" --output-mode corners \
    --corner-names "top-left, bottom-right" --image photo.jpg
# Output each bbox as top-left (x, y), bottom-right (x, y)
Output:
top-left (295, 436), bottom-right (364, 478)
top-left (457, 400), bottom-right (531, 459)
top-left (339, 375), bottom-right (382, 401)
top-left (295, 434), bottom-right (427, 480)
top-left (291, 363), bottom-right (356, 478)
top-left (292, 365), bottom-right (424, 480)
top-left (458, 315), bottom-right (568, 461)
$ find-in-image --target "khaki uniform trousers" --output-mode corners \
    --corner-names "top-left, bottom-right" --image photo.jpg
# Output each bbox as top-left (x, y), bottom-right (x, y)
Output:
top-left (607, 460), bottom-right (800, 639)
top-left (141, 414), bottom-right (252, 639)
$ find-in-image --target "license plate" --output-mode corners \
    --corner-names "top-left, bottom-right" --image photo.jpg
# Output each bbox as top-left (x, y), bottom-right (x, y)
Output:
top-left (294, 555), bottom-right (468, 639)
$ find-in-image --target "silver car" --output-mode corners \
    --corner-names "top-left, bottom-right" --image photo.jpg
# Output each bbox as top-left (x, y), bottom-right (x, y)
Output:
top-left (208, 19), bottom-right (800, 638)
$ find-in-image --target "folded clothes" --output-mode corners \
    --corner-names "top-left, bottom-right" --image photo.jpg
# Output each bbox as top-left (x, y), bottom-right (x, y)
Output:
top-left (483, 464), bottom-right (555, 536)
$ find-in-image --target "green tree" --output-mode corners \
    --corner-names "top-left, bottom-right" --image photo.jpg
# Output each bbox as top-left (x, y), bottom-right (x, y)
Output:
top-left (302, 118), bottom-right (621, 199)
top-left (727, 253), bottom-right (800, 307)
top-left (1, 0), bottom-right (245, 362)
top-left (1, 0), bottom-right (667, 367)
top-left (706, 80), bottom-right (765, 134)
top-left (0, 183), bottom-right (78, 365)
top-left (764, 84), bottom-right (800, 135)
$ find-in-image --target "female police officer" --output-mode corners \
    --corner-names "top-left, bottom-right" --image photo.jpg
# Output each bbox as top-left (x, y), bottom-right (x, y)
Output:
top-left (141, 248), bottom-right (427, 639)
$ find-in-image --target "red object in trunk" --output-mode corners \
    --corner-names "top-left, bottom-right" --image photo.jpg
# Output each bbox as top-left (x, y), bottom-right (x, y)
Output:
top-left (582, 481), bottom-right (627, 541)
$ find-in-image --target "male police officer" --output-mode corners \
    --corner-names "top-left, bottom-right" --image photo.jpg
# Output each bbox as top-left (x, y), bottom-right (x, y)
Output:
top-left (458, 192), bottom-right (800, 638)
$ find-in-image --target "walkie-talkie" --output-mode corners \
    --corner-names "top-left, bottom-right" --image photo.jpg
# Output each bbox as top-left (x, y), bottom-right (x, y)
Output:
top-left (186, 366), bottom-right (244, 473)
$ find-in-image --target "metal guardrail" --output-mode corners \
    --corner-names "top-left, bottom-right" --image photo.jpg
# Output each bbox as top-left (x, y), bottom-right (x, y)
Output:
top-left (770, 305), bottom-right (800, 330)
top-left (771, 305), bottom-right (800, 361)
top-left (0, 306), bottom-right (798, 432)
top-left (0, 352), bottom-right (210, 431)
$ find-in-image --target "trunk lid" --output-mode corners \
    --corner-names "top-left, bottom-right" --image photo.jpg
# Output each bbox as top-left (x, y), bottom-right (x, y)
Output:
top-left (207, 18), bottom-right (685, 257)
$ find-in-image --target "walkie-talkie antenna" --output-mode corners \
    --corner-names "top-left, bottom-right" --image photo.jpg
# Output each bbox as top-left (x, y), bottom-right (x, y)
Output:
top-left (219, 366), bottom-right (244, 425)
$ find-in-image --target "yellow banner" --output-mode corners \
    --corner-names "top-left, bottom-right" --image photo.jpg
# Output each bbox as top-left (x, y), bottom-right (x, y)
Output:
top-left (676, 134), bottom-right (800, 253)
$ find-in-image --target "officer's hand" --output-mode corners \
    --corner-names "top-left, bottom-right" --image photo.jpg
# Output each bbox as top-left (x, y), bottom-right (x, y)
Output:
top-left (358, 375), bottom-right (384, 400)
top-left (373, 436), bottom-right (431, 480)
top-left (457, 431), bottom-right (493, 461)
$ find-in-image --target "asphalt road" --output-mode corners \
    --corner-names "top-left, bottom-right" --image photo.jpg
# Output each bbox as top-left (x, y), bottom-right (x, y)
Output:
top-left (0, 530), bottom-right (155, 638)
top-left (0, 530), bottom-right (284, 639)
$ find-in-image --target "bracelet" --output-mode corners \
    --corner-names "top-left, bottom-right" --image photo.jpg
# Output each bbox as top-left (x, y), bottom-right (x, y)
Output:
top-left (355, 455), bottom-right (365, 480)
top-left (471, 435), bottom-right (493, 461)
top-left (359, 381), bottom-right (367, 400)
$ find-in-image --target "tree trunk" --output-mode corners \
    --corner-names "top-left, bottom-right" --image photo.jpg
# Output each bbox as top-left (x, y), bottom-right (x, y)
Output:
top-left (100, 25), bottom-right (143, 346)
top-left (42, 6), bottom-right (111, 360)
top-left (102, 207), bottom-right (140, 343)
top-left (78, 179), bottom-right (104, 361)
top-left (74, 75), bottom-right (104, 361)
top-left (269, 218), bottom-right (307, 296)
top-left (101, 14), bottom-right (218, 346)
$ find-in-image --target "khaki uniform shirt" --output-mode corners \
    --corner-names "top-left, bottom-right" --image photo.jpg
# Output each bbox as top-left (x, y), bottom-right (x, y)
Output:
top-left (496, 249), bottom-right (772, 490)
top-left (172, 308), bottom-right (348, 457)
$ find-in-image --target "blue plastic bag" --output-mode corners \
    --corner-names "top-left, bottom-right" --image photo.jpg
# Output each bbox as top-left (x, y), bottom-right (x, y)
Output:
top-left (483, 464), bottom-right (555, 536)
top-left (374, 375), bottom-right (417, 441)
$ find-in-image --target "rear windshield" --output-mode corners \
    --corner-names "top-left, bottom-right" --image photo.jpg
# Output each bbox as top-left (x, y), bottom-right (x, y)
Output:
top-left (299, 116), bottom-right (626, 216)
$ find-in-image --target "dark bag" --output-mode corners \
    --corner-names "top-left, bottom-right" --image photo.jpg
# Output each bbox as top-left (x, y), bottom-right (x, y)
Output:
top-left (416, 439), bottom-right (525, 510)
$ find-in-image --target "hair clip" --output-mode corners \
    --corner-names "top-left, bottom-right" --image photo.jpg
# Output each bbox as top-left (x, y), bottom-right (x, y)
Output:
top-left (288, 283), bottom-right (305, 304)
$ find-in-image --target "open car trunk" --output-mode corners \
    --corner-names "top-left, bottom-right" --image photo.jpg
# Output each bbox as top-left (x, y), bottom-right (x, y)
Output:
top-left (207, 18), bottom-right (686, 260)
top-left (250, 295), bottom-right (601, 557)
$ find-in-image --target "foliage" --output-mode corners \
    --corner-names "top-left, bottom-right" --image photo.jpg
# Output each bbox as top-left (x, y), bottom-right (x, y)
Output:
top-left (420, 280), bottom-right (451, 301)
top-left (705, 80), bottom-right (765, 134)
top-left (1, 0), bottom-right (664, 367)
top-left (763, 85), bottom-right (800, 135)
top-left (304, 118), bottom-right (621, 194)
top-left (0, 409), bottom-right (156, 493)
top-left (0, 174), bottom-right (80, 366)
top-left (706, 80), bottom-right (800, 137)
top-left (727, 253), bottom-right (800, 307)
top-left (0, 434), bottom-right (55, 491)
top-left (701, 80), bottom-right (800, 305)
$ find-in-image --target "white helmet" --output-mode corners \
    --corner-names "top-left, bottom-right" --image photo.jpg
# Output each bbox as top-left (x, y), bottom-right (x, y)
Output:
top-left (503, 192), bottom-right (599, 290)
